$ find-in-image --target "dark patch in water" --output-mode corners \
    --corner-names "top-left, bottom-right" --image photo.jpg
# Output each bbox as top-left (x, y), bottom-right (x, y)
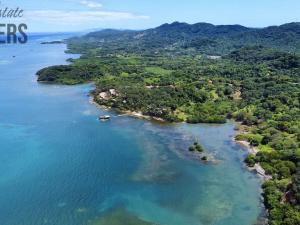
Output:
top-left (89, 208), bottom-right (158, 225)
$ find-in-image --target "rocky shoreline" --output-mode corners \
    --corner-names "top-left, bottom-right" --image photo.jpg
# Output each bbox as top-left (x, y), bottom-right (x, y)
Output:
top-left (235, 138), bottom-right (272, 181)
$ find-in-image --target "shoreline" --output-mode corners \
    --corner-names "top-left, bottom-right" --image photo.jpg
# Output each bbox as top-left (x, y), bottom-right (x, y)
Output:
top-left (234, 123), bottom-right (272, 181)
top-left (235, 136), bottom-right (272, 181)
top-left (88, 96), bottom-right (268, 224)
top-left (90, 93), bottom-right (272, 182)
top-left (36, 38), bottom-right (271, 225)
top-left (89, 96), bottom-right (167, 123)
top-left (89, 95), bottom-right (220, 164)
top-left (90, 91), bottom-right (269, 223)
top-left (234, 133), bottom-right (270, 225)
top-left (38, 82), bottom-right (268, 225)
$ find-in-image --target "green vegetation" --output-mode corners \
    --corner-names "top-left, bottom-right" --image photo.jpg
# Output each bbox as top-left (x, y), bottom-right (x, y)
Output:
top-left (189, 146), bottom-right (195, 152)
top-left (194, 142), bottom-right (204, 152)
top-left (37, 22), bottom-right (300, 224)
top-left (41, 41), bottom-right (64, 44)
top-left (189, 142), bottom-right (204, 153)
top-left (201, 156), bottom-right (208, 161)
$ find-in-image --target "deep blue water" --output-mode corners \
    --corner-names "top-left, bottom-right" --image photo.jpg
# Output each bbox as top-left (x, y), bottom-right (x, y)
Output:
top-left (0, 34), bottom-right (263, 225)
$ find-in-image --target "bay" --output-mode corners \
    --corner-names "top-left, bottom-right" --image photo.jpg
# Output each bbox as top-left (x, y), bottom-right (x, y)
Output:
top-left (0, 34), bottom-right (263, 225)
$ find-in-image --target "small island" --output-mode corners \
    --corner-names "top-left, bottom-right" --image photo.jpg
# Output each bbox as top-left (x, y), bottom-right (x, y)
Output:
top-left (188, 142), bottom-right (204, 153)
top-left (41, 41), bottom-right (64, 45)
top-left (188, 142), bottom-right (208, 161)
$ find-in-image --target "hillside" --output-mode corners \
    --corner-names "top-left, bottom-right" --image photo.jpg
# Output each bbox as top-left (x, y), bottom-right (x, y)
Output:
top-left (37, 22), bottom-right (300, 225)
top-left (68, 22), bottom-right (300, 55)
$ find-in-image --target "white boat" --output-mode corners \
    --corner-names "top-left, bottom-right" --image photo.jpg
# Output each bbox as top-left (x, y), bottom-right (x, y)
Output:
top-left (99, 115), bottom-right (111, 120)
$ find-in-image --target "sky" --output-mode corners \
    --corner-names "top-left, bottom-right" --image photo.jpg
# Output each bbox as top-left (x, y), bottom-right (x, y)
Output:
top-left (1, 0), bottom-right (300, 32)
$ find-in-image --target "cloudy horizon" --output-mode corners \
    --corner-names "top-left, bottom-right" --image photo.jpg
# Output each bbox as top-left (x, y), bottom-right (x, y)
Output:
top-left (1, 0), bottom-right (300, 32)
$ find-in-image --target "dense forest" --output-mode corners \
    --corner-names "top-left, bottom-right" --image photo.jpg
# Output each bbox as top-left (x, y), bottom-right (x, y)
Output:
top-left (37, 22), bottom-right (300, 225)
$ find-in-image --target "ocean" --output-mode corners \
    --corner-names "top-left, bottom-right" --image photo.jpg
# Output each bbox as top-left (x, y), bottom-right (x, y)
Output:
top-left (0, 34), bottom-right (263, 225)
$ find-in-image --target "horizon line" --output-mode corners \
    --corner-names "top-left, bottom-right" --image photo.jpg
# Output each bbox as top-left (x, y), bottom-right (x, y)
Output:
top-left (27, 21), bottom-right (299, 33)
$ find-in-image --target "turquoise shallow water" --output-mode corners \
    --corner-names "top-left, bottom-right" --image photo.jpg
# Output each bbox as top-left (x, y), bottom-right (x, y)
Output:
top-left (0, 35), bottom-right (263, 225)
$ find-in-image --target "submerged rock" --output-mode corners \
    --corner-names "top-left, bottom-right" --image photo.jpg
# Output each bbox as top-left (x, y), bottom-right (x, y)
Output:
top-left (89, 208), bottom-right (156, 225)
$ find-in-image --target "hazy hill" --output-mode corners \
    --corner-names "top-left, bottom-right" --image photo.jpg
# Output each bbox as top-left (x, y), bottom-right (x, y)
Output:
top-left (68, 22), bottom-right (300, 55)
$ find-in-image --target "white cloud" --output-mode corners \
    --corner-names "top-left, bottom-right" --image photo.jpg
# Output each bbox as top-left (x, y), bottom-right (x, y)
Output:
top-left (80, 0), bottom-right (102, 9)
top-left (25, 10), bottom-right (149, 25)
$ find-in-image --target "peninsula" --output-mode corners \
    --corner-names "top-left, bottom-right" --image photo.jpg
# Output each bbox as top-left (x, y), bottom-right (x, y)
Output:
top-left (37, 22), bottom-right (300, 224)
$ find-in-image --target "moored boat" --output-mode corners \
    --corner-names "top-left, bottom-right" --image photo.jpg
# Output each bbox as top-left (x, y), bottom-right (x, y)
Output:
top-left (99, 115), bottom-right (111, 120)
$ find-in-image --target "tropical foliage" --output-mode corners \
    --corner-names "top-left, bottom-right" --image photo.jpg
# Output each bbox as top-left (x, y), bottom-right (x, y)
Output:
top-left (37, 22), bottom-right (300, 225)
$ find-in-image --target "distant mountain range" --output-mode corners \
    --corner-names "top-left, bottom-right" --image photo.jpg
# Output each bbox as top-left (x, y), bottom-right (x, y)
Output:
top-left (71, 22), bottom-right (300, 55)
